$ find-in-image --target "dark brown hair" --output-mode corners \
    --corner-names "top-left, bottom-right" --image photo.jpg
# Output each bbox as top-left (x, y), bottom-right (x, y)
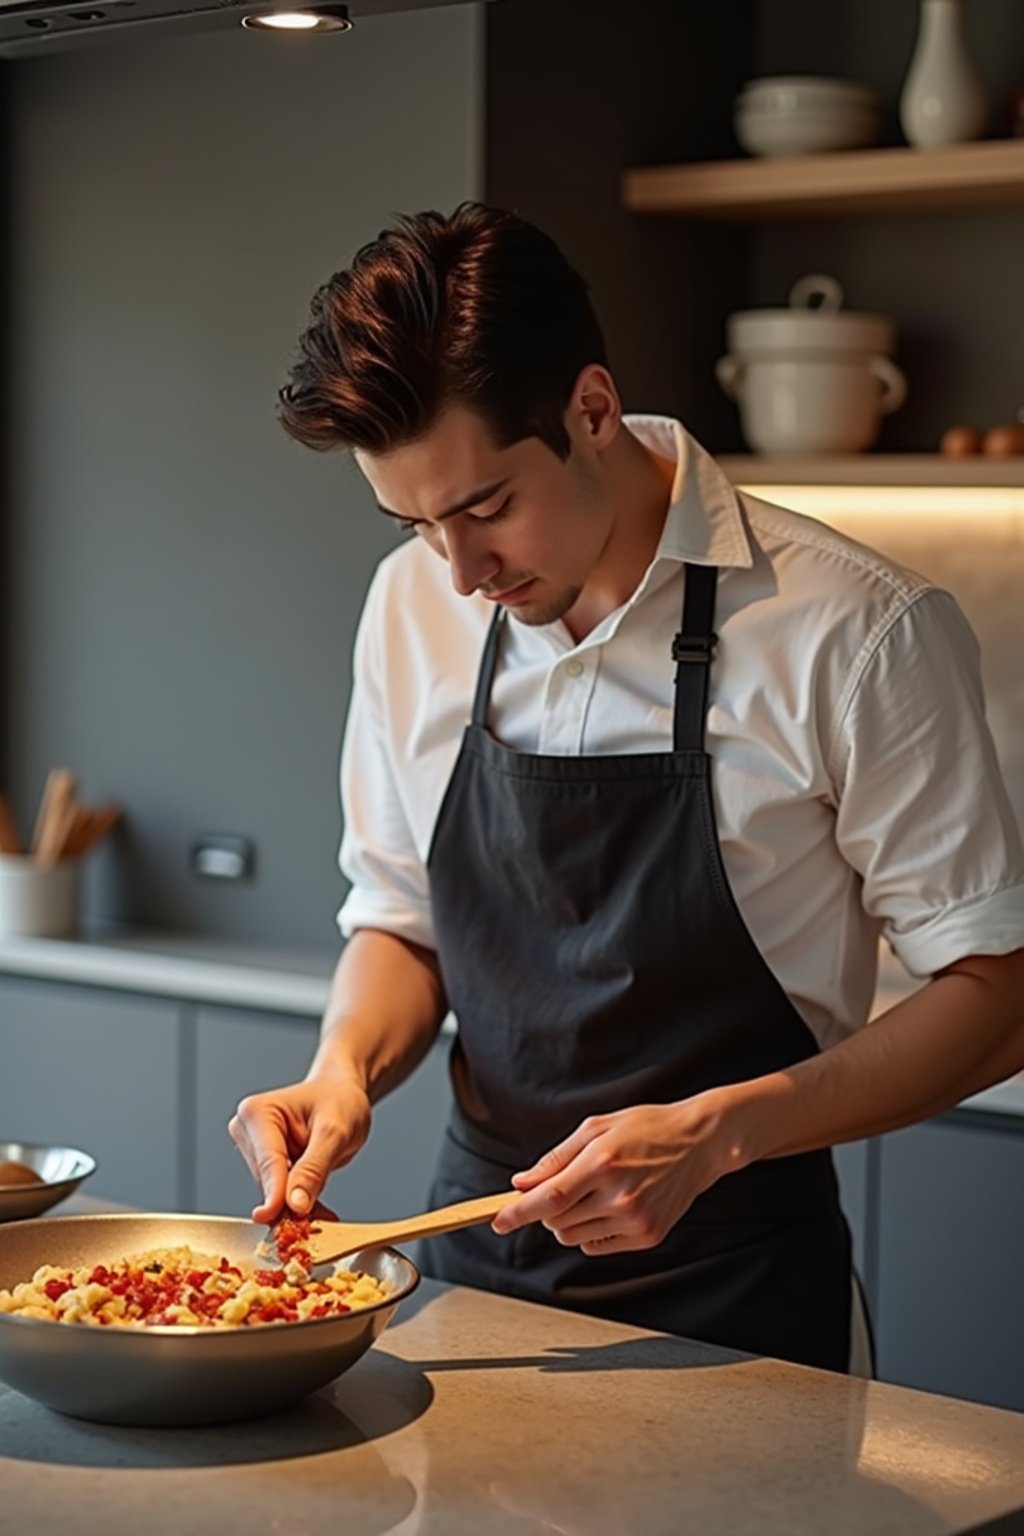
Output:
top-left (278, 202), bottom-right (608, 461)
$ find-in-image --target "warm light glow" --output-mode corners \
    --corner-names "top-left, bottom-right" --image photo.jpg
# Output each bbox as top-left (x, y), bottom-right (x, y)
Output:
top-left (241, 4), bottom-right (352, 29)
top-left (249, 11), bottom-right (320, 26)
top-left (736, 483), bottom-right (1024, 523)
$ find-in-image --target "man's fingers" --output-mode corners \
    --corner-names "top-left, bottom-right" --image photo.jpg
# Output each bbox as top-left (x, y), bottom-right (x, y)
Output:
top-left (493, 1160), bottom-right (605, 1234)
top-left (231, 1100), bottom-right (291, 1223)
top-left (511, 1119), bottom-right (605, 1192)
top-left (286, 1116), bottom-right (354, 1213)
top-left (227, 1113), bottom-right (260, 1185)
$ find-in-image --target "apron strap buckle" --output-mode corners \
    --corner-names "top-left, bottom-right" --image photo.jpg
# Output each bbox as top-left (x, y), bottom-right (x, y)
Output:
top-left (672, 631), bottom-right (718, 664)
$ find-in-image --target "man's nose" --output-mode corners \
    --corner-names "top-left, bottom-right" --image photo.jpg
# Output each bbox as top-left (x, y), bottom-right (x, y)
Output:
top-left (443, 525), bottom-right (498, 597)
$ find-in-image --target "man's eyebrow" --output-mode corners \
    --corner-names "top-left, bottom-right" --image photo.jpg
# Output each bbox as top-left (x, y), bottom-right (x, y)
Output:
top-left (376, 478), bottom-right (510, 525)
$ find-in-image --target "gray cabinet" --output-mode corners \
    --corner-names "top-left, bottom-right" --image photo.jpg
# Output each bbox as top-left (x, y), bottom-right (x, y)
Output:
top-left (0, 975), bottom-right (183, 1209)
top-left (194, 1004), bottom-right (452, 1221)
top-left (875, 1116), bottom-right (1024, 1413)
top-left (832, 1138), bottom-right (874, 1297)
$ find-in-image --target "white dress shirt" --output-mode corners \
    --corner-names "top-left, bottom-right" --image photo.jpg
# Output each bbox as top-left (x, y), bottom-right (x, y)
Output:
top-left (338, 416), bottom-right (1024, 1050)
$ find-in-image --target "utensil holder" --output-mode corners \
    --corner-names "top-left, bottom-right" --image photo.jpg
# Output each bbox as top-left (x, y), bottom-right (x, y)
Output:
top-left (0, 855), bottom-right (78, 938)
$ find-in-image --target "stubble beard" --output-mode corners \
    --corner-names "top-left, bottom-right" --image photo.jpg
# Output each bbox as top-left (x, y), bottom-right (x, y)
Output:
top-left (506, 582), bottom-right (583, 627)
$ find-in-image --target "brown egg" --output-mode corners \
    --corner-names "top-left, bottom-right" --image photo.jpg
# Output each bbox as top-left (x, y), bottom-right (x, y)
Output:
top-left (981, 424), bottom-right (1024, 457)
top-left (939, 424), bottom-right (982, 456)
top-left (0, 1159), bottom-right (45, 1187)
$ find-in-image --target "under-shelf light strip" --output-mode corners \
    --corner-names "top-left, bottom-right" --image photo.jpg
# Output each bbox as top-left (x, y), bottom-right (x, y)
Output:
top-left (736, 483), bottom-right (1024, 522)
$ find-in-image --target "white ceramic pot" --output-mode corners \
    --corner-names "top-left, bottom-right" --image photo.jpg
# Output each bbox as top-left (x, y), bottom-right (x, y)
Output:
top-left (716, 355), bottom-right (906, 455)
top-left (716, 275), bottom-right (907, 456)
top-left (0, 855), bottom-right (78, 938)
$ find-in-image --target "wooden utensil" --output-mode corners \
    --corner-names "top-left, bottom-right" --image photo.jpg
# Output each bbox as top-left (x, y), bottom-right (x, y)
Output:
top-left (32, 769), bottom-right (77, 864)
top-left (60, 804), bottom-right (121, 860)
top-left (298, 1191), bottom-right (521, 1267)
top-left (0, 794), bottom-right (22, 855)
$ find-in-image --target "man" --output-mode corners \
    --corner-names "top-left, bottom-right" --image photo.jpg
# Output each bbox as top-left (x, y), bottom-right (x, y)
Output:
top-left (230, 203), bottom-right (1024, 1373)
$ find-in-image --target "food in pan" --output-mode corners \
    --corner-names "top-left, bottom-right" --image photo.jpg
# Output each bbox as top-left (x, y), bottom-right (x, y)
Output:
top-left (0, 1161), bottom-right (45, 1187)
top-left (0, 1242), bottom-right (388, 1328)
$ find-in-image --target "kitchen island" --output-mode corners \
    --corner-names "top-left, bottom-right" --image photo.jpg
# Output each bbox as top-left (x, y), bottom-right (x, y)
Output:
top-left (2, 1203), bottom-right (1023, 1535)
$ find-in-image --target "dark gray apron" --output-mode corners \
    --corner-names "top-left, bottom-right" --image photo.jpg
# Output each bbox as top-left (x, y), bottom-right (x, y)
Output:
top-left (420, 562), bottom-right (852, 1371)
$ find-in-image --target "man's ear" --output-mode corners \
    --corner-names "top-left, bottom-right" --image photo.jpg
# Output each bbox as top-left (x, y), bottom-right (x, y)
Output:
top-left (572, 364), bottom-right (620, 450)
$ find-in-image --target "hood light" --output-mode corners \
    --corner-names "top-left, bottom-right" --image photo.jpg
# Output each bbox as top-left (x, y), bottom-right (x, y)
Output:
top-left (242, 2), bottom-right (351, 31)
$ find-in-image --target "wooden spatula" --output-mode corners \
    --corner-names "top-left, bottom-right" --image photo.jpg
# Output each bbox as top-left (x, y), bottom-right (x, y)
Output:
top-left (297, 1191), bottom-right (521, 1267)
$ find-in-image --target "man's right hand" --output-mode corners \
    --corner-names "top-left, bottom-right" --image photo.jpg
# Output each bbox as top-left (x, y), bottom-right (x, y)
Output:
top-left (228, 1076), bottom-right (372, 1225)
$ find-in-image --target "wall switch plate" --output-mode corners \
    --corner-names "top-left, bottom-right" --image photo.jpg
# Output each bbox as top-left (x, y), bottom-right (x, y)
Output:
top-left (189, 834), bottom-right (256, 882)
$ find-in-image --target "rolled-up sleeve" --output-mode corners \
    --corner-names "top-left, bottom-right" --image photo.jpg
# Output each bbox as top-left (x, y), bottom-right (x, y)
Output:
top-left (830, 587), bottom-right (1024, 978)
top-left (336, 574), bottom-right (435, 949)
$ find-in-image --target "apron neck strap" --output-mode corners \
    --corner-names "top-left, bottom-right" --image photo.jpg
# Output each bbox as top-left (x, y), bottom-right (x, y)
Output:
top-left (471, 607), bottom-right (505, 728)
top-left (673, 564), bottom-right (719, 752)
top-left (471, 563), bottom-right (720, 749)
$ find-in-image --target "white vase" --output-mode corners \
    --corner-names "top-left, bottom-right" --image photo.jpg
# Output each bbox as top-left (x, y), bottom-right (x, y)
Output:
top-left (900, 0), bottom-right (988, 148)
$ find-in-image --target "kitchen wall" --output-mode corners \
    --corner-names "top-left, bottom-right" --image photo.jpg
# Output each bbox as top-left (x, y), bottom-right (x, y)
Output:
top-left (485, 0), bottom-right (755, 451)
top-left (2, 0), bottom-right (1022, 954)
top-left (1, 4), bottom-right (483, 947)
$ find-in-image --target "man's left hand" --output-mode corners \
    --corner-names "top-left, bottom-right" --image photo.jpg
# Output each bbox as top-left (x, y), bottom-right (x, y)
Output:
top-left (491, 1095), bottom-right (743, 1256)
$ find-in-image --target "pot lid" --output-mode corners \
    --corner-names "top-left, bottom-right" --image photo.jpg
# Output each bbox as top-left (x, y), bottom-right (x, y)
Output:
top-left (727, 275), bottom-right (896, 355)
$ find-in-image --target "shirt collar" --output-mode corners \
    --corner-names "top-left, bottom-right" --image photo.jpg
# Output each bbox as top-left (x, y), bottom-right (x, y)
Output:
top-left (623, 414), bottom-right (754, 571)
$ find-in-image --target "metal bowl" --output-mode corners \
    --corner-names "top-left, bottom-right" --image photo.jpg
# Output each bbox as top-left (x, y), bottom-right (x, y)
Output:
top-left (0, 1212), bottom-right (419, 1425)
top-left (0, 1141), bottom-right (97, 1222)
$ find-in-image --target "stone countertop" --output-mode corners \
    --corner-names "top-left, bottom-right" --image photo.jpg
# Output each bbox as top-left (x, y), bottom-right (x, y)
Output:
top-left (1, 928), bottom-right (1020, 1118)
top-left (0, 926), bottom-right (337, 1016)
top-left (2, 1199), bottom-right (1024, 1535)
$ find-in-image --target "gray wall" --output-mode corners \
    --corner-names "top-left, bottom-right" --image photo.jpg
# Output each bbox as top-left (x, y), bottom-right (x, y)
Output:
top-left (2, 5), bottom-right (483, 947)
top-left (4, 0), bottom-right (1021, 950)
top-left (750, 0), bottom-right (1024, 452)
top-left (486, 0), bottom-right (756, 451)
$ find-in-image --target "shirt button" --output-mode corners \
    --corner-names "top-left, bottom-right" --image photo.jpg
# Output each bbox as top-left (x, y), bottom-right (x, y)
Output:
top-left (565, 659), bottom-right (584, 678)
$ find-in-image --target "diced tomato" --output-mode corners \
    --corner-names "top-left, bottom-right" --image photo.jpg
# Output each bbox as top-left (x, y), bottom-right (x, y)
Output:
top-left (89, 1265), bottom-right (111, 1286)
top-left (43, 1278), bottom-right (71, 1302)
top-left (255, 1269), bottom-right (286, 1287)
top-left (271, 1216), bottom-right (314, 1267)
top-left (186, 1270), bottom-right (211, 1289)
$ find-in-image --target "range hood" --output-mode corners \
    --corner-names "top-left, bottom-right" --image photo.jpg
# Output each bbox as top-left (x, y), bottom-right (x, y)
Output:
top-left (0, 0), bottom-right (487, 58)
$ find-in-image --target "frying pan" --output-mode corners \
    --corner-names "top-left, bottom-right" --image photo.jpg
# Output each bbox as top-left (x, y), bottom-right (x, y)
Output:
top-left (0, 1212), bottom-right (419, 1426)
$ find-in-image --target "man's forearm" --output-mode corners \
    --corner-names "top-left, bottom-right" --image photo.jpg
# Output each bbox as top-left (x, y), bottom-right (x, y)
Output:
top-left (722, 948), bottom-right (1024, 1166)
top-left (308, 928), bottom-right (448, 1104)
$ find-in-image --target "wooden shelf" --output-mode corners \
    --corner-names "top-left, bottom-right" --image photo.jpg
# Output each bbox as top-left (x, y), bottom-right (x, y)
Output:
top-left (718, 455), bottom-right (1024, 487)
top-left (623, 139), bottom-right (1024, 221)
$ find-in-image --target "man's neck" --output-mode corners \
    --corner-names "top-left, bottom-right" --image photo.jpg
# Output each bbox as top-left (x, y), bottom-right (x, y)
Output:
top-left (563, 427), bottom-right (677, 644)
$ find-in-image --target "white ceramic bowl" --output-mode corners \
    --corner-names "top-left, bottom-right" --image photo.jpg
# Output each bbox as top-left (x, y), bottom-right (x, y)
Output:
top-left (738, 76), bottom-right (880, 114)
top-left (735, 108), bottom-right (880, 157)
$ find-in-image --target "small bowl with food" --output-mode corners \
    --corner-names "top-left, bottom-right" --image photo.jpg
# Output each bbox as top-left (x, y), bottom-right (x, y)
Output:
top-left (0, 1141), bottom-right (97, 1222)
top-left (0, 1212), bottom-right (419, 1424)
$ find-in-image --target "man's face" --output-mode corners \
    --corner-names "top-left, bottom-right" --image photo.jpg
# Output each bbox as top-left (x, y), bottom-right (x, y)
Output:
top-left (355, 401), bottom-right (615, 627)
